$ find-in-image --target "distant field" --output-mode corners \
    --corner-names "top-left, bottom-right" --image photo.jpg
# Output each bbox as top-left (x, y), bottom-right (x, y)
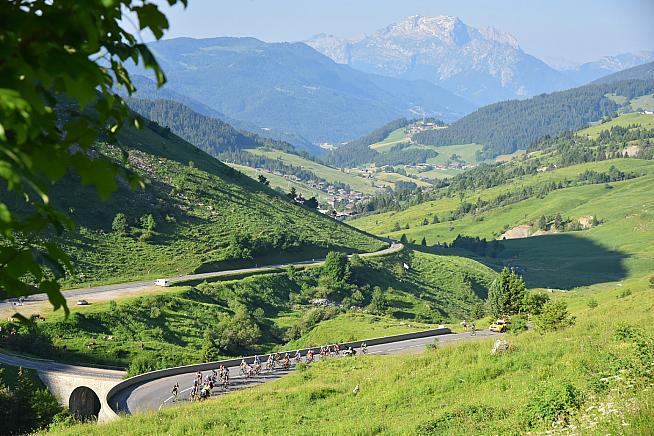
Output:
top-left (606, 92), bottom-right (628, 105)
top-left (578, 112), bottom-right (654, 139)
top-left (630, 94), bottom-right (654, 111)
top-left (369, 127), bottom-right (410, 152)
top-left (404, 167), bottom-right (464, 179)
top-left (248, 148), bottom-right (379, 194)
top-left (495, 149), bottom-right (526, 162)
top-left (228, 163), bottom-right (328, 202)
top-left (372, 170), bottom-right (432, 188)
top-left (426, 143), bottom-right (483, 164)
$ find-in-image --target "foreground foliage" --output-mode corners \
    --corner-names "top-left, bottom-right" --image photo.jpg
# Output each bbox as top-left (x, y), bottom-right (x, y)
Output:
top-left (0, 0), bottom-right (186, 312)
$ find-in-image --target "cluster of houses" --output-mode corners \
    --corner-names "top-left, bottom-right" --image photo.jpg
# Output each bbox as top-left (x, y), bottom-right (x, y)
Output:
top-left (405, 120), bottom-right (448, 136)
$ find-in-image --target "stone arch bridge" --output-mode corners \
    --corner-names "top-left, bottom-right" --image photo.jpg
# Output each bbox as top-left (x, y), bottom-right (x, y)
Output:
top-left (0, 351), bottom-right (123, 422)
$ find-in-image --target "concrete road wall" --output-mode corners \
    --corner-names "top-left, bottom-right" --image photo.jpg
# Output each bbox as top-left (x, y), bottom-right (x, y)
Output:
top-left (107, 327), bottom-right (450, 417)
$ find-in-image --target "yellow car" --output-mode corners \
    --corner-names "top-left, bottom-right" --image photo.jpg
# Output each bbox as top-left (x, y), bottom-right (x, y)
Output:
top-left (489, 319), bottom-right (509, 333)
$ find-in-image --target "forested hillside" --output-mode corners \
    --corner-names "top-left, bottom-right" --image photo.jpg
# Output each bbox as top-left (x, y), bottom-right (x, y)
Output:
top-left (126, 75), bottom-right (320, 154)
top-left (323, 118), bottom-right (409, 167)
top-left (414, 79), bottom-right (654, 159)
top-left (127, 98), bottom-right (297, 155)
top-left (590, 61), bottom-right (654, 85)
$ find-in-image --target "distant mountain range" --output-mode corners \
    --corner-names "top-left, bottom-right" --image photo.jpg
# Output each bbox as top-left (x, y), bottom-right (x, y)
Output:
top-left (128, 37), bottom-right (473, 146)
top-left (127, 74), bottom-right (320, 154)
top-left (560, 51), bottom-right (654, 86)
top-left (306, 15), bottom-right (653, 106)
top-left (306, 15), bottom-right (572, 106)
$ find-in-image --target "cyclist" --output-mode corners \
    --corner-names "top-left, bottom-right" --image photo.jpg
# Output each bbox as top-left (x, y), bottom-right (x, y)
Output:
top-left (171, 382), bottom-right (179, 402)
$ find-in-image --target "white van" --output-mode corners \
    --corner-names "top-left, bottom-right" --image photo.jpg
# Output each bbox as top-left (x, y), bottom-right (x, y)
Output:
top-left (155, 278), bottom-right (172, 287)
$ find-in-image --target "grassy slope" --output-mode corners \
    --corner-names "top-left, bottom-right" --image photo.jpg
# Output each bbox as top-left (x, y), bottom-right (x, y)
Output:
top-left (579, 112), bottom-right (654, 139)
top-left (9, 250), bottom-right (495, 369)
top-left (52, 124), bottom-right (383, 288)
top-left (228, 163), bottom-right (328, 202)
top-left (630, 94), bottom-right (654, 111)
top-left (350, 159), bottom-right (654, 289)
top-left (426, 143), bottom-right (483, 164)
top-left (247, 148), bottom-right (378, 193)
top-left (369, 127), bottom-right (410, 151)
top-left (49, 274), bottom-right (654, 435)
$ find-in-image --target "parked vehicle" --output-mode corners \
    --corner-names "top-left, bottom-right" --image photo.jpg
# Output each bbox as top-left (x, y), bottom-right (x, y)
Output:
top-left (489, 318), bottom-right (509, 333)
top-left (76, 299), bottom-right (89, 306)
top-left (155, 279), bottom-right (172, 287)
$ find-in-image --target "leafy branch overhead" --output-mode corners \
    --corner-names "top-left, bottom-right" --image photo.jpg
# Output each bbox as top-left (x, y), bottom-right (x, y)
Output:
top-left (0, 0), bottom-right (187, 314)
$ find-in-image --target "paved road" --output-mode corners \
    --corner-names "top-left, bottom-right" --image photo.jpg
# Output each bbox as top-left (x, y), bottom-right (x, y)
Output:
top-left (112, 329), bottom-right (500, 414)
top-left (0, 243), bottom-right (402, 316)
top-left (0, 351), bottom-right (125, 380)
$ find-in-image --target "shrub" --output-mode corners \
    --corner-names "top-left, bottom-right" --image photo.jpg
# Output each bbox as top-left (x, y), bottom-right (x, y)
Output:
top-left (521, 383), bottom-right (584, 428)
top-left (536, 300), bottom-right (575, 333)
top-left (111, 213), bottom-right (128, 234)
top-left (587, 298), bottom-right (598, 309)
top-left (617, 288), bottom-right (632, 299)
top-left (508, 315), bottom-right (528, 334)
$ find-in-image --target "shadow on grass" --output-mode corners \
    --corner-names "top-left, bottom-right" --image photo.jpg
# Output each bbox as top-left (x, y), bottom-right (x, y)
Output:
top-left (416, 233), bottom-right (629, 290)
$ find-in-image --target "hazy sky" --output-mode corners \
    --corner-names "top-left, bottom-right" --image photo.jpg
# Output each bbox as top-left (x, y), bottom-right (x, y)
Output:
top-left (153, 0), bottom-right (654, 65)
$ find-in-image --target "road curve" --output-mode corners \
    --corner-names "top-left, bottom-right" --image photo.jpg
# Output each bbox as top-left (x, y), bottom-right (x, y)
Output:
top-left (112, 329), bottom-right (500, 414)
top-left (0, 243), bottom-right (403, 315)
top-left (0, 351), bottom-right (124, 380)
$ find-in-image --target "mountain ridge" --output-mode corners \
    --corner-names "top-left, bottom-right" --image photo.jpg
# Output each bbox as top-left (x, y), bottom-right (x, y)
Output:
top-left (127, 36), bottom-right (473, 146)
top-left (306, 15), bottom-right (572, 105)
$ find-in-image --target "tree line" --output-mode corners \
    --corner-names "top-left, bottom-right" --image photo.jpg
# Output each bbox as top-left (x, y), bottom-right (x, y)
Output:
top-left (322, 118), bottom-right (409, 167)
top-left (413, 79), bottom-right (654, 159)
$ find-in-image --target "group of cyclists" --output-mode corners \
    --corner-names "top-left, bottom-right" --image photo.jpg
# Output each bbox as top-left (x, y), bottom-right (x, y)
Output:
top-left (171, 342), bottom-right (369, 403)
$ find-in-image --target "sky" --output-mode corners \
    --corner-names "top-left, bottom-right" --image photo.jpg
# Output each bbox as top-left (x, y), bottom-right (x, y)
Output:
top-left (151, 0), bottom-right (654, 66)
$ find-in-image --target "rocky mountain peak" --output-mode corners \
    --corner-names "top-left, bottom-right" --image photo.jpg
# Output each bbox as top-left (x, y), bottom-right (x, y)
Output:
top-left (381, 15), bottom-right (470, 45)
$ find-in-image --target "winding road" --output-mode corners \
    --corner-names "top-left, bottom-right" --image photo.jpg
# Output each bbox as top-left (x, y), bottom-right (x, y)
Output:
top-left (0, 242), bottom-right (403, 319)
top-left (0, 241), bottom-right (503, 417)
top-left (112, 329), bottom-right (500, 414)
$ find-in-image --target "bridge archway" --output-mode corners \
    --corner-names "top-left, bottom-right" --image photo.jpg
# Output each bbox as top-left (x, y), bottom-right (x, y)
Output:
top-left (69, 386), bottom-right (101, 419)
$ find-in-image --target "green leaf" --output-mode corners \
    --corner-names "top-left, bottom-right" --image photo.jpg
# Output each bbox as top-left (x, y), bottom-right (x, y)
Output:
top-left (134, 4), bottom-right (170, 39)
top-left (41, 280), bottom-right (69, 317)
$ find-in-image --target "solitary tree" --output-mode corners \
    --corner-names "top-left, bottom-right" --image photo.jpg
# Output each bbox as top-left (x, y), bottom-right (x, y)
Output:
top-left (320, 251), bottom-right (351, 287)
top-left (140, 214), bottom-right (156, 233)
top-left (304, 196), bottom-right (319, 209)
top-left (257, 174), bottom-right (270, 186)
top-left (287, 187), bottom-right (297, 200)
top-left (486, 267), bottom-right (527, 318)
top-left (421, 237), bottom-right (427, 246)
top-left (112, 213), bottom-right (128, 235)
top-left (368, 287), bottom-right (388, 315)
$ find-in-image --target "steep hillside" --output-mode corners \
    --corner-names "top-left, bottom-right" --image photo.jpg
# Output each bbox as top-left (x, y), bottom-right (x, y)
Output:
top-left (46, 275), bottom-right (654, 435)
top-left (129, 37), bottom-right (472, 144)
top-left (307, 15), bottom-right (572, 105)
top-left (126, 98), bottom-right (299, 155)
top-left (413, 79), bottom-right (654, 158)
top-left (46, 119), bottom-right (384, 288)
